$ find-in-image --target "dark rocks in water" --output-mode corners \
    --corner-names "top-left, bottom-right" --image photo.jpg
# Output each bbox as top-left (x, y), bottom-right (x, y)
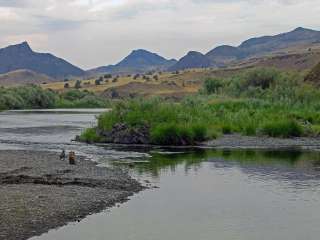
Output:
top-left (100, 123), bottom-right (150, 144)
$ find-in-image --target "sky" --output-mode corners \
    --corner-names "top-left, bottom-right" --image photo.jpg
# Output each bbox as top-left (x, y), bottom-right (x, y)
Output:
top-left (0, 0), bottom-right (320, 70)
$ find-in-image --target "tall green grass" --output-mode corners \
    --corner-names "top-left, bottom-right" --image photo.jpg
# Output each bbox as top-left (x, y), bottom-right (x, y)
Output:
top-left (81, 68), bottom-right (320, 145)
top-left (0, 86), bottom-right (109, 110)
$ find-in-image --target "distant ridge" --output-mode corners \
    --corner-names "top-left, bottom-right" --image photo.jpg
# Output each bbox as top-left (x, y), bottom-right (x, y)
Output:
top-left (0, 42), bottom-right (85, 79)
top-left (170, 27), bottom-right (320, 71)
top-left (88, 49), bottom-right (177, 75)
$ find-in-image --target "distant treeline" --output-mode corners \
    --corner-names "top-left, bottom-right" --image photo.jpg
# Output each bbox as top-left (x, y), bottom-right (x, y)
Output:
top-left (0, 85), bottom-right (109, 110)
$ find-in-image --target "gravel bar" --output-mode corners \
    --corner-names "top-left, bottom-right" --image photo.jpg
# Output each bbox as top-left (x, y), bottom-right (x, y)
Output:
top-left (0, 150), bottom-right (143, 240)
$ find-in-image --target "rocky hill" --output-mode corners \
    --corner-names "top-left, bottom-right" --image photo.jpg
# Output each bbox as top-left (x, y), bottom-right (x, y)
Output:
top-left (0, 69), bottom-right (56, 86)
top-left (88, 49), bottom-right (177, 75)
top-left (0, 42), bottom-right (85, 79)
top-left (168, 51), bottom-right (211, 71)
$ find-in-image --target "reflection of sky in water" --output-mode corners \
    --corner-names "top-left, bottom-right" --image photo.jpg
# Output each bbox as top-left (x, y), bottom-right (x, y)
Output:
top-left (2, 110), bottom-right (320, 240)
top-left (33, 149), bottom-right (320, 240)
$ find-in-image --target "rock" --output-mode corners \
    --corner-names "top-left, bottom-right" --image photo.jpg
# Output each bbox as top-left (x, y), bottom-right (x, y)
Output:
top-left (100, 123), bottom-right (150, 144)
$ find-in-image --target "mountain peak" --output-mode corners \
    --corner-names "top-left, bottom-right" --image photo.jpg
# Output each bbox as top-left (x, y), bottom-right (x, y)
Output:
top-left (11, 41), bottom-right (33, 52)
top-left (0, 41), bottom-right (84, 78)
top-left (292, 27), bottom-right (311, 32)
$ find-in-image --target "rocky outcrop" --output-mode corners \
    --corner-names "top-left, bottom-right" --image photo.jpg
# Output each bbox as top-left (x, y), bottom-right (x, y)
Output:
top-left (99, 123), bottom-right (150, 144)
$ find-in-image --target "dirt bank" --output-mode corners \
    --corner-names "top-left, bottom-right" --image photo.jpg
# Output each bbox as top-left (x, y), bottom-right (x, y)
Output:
top-left (0, 150), bottom-right (143, 240)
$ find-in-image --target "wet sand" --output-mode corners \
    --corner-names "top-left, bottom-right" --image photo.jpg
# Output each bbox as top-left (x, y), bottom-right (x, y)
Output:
top-left (0, 150), bottom-right (143, 240)
top-left (203, 134), bottom-right (320, 150)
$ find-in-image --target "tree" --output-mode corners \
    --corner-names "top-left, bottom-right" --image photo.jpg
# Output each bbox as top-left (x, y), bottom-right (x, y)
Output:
top-left (153, 75), bottom-right (159, 81)
top-left (133, 74), bottom-right (140, 80)
top-left (95, 79), bottom-right (102, 85)
top-left (64, 83), bottom-right (70, 88)
top-left (74, 80), bottom-right (81, 89)
top-left (104, 74), bottom-right (112, 79)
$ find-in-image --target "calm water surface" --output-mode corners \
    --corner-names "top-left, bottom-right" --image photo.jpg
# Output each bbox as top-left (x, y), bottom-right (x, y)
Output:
top-left (1, 110), bottom-right (320, 240)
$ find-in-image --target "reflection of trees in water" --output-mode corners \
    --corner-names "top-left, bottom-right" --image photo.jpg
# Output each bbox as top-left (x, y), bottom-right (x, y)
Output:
top-left (128, 149), bottom-right (320, 186)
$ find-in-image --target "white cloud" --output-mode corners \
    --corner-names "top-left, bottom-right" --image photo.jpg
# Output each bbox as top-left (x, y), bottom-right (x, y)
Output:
top-left (0, 0), bottom-right (319, 69)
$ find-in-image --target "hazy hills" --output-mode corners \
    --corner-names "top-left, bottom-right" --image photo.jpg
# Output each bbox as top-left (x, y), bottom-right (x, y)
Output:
top-left (88, 49), bottom-right (177, 75)
top-left (0, 27), bottom-right (320, 86)
top-left (0, 42), bottom-right (84, 79)
top-left (170, 27), bottom-right (320, 71)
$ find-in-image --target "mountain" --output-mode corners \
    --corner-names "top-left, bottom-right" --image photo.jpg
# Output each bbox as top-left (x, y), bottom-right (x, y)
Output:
top-left (0, 69), bottom-right (56, 86)
top-left (0, 42), bottom-right (85, 79)
top-left (172, 27), bottom-right (320, 71)
top-left (168, 51), bottom-right (211, 71)
top-left (88, 49), bottom-right (177, 75)
top-left (208, 27), bottom-right (320, 64)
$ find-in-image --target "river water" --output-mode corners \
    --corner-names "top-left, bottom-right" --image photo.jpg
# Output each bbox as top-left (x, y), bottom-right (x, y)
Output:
top-left (1, 110), bottom-right (320, 240)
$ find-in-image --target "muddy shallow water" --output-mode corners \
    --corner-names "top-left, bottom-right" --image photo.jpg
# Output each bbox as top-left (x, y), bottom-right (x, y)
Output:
top-left (1, 110), bottom-right (320, 240)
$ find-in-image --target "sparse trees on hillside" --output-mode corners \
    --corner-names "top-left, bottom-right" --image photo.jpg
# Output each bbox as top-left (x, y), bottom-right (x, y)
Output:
top-left (104, 74), bottom-right (112, 79)
top-left (75, 80), bottom-right (81, 89)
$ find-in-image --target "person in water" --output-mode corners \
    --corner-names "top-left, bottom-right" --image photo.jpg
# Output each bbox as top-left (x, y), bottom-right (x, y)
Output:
top-left (69, 151), bottom-right (76, 165)
top-left (60, 149), bottom-right (66, 161)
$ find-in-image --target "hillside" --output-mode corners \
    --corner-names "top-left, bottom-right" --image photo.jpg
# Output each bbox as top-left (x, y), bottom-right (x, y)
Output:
top-left (305, 61), bottom-right (320, 85)
top-left (0, 42), bottom-right (85, 79)
top-left (233, 50), bottom-right (320, 71)
top-left (88, 49), bottom-right (177, 75)
top-left (0, 69), bottom-right (55, 86)
top-left (171, 27), bottom-right (320, 70)
top-left (168, 51), bottom-right (211, 71)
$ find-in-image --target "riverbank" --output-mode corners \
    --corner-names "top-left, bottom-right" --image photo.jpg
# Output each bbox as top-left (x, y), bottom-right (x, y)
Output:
top-left (203, 134), bottom-right (320, 150)
top-left (0, 150), bottom-right (143, 240)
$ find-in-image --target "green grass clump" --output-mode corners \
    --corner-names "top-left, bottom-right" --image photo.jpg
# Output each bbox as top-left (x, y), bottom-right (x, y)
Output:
top-left (150, 123), bottom-right (208, 145)
top-left (260, 119), bottom-right (303, 138)
top-left (79, 128), bottom-right (102, 143)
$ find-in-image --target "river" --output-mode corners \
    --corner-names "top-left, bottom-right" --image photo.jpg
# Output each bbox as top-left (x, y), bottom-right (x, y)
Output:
top-left (1, 110), bottom-right (320, 240)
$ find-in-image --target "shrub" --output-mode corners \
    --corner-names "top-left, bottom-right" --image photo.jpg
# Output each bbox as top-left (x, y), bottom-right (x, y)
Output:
top-left (240, 68), bottom-right (280, 90)
top-left (80, 128), bottom-right (101, 143)
top-left (203, 78), bottom-right (224, 94)
top-left (74, 80), bottom-right (81, 89)
top-left (260, 119), bottom-right (303, 138)
top-left (104, 74), bottom-right (112, 79)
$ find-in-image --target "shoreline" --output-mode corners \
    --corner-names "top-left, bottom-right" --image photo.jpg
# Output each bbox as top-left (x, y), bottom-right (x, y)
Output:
top-left (0, 150), bottom-right (144, 240)
top-left (91, 134), bottom-right (320, 151)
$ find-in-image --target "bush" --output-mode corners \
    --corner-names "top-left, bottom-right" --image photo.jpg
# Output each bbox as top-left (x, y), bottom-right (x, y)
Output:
top-left (104, 74), bottom-right (112, 79)
top-left (74, 80), bottom-right (81, 89)
top-left (80, 128), bottom-right (101, 143)
top-left (260, 119), bottom-right (303, 138)
top-left (203, 78), bottom-right (224, 94)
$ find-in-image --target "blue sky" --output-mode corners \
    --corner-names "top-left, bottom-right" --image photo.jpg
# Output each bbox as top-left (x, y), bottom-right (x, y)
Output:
top-left (0, 0), bottom-right (319, 69)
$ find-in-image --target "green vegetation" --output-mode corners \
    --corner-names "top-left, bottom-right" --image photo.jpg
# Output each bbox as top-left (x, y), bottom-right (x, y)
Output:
top-left (81, 67), bottom-right (320, 145)
top-left (0, 85), bottom-right (109, 110)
